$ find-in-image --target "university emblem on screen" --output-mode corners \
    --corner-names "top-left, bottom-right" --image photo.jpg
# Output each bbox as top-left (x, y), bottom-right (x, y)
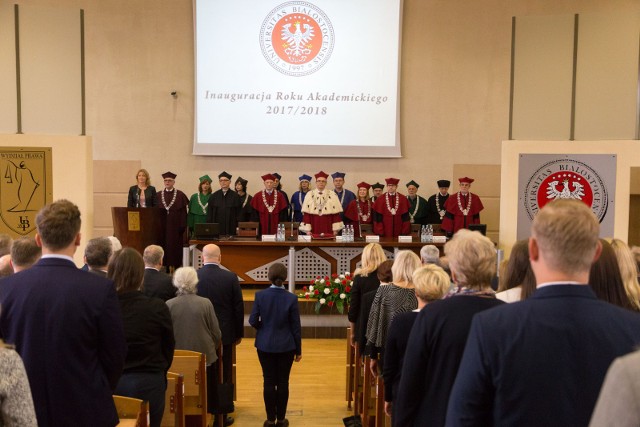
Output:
top-left (260, 2), bottom-right (335, 76)
top-left (523, 158), bottom-right (609, 222)
top-left (0, 148), bottom-right (52, 236)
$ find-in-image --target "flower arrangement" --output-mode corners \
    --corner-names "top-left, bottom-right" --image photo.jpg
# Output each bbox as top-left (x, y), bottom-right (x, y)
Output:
top-left (299, 272), bottom-right (353, 314)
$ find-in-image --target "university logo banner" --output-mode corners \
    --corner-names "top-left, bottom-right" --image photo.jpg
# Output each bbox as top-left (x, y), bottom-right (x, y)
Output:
top-left (517, 154), bottom-right (616, 239)
top-left (0, 147), bottom-right (53, 237)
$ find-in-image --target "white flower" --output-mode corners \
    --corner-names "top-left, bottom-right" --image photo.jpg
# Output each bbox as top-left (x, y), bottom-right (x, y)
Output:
top-left (319, 298), bottom-right (326, 305)
top-left (334, 278), bottom-right (341, 284)
top-left (319, 279), bottom-right (325, 284)
top-left (309, 285), bottom-right (314, 292)
top-left (344, 272), bottom-right (350, 277)
top-left (324, 288), bottom-right (330, 295)
top-left (340, 293), bottom-right (346, 299)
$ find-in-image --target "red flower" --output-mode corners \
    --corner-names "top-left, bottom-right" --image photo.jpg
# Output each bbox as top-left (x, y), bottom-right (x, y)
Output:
top-left (310, 279), bottom-right (315, 284)
top-left (314, 290), bottom-right (319, 295)
top-left (345, 286), bottom-right (351, 293)
top-left (316, 276), bottom-right (321, 279)
top-left (303, 286), bottom-right (308, 291)
top-left (328, 301), bottom-right (334, 307)
top-left (342, 279), bottom-right (347, 285)
top-left (332, 273), bottom-right (338, 278)
top-left (305, 294), bottom-right (310, 299)
top-left (333, 288), bottom-right (339, 294)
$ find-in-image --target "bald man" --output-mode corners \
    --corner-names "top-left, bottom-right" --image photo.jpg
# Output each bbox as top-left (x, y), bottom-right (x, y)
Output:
top-left (196, 244), bottom-right (244, 420)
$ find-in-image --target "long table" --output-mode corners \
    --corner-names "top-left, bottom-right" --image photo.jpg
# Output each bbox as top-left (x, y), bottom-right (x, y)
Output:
top-left (189, 238), bottom-right (444, 291)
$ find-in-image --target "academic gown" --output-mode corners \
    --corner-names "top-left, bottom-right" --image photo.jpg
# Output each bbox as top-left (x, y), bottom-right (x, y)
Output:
top-left (425, 193), bottom-right (450, 224)
top-left (407, 195), bottom-right (429, 226)
top-left (441, 191), bottom-right (483, 235)
top-left (206, 189), bottom-right (241, 236)
top-left (237, 193), bottom-right (254, 222)
top-left (188, 192), bottom-right (211, 232)
top-left (299, 189), bottom-right (344, 236)
top-left (334, 189), bottom-right (356, 222)
top-left (344, 199), bottom-right (373, 238)
top-left (372, 193), bottom-right (411, 237)
top-left (250, 190), bottom-right (288, 235)
top-left (156, 189), bottom-right (189, 270)
top-left (290, 190), bottom-right (309, 223)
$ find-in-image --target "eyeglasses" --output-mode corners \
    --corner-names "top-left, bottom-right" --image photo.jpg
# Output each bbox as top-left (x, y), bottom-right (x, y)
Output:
top-left (164, 179), bottom-right (174, 182)
top-left (219, 178), bottom-right (230, 182)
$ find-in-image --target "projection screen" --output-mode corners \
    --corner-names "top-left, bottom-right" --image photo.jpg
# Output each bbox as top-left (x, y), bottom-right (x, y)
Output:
top-left (193, 0), bottom-right (403, 157)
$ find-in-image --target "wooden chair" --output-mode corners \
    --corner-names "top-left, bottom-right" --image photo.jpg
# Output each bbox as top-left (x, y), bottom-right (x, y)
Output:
top-left (362, 356), bottom-right (376, 427)
top-left (359, 224), bottom-right (374, 237)
top-left (214, 346), bottom-right (224, 427)
top-left (114, 395), bottom-right (149, 427)
top-left (353, 342), bottom-right (364, 415)
top-left (375, 375), bottom-right (386, 427)
top-left (169, 350), bottom-right (207, 427)
top-left (281, 221), bottom-right (300, 239)
top-left (161, 372), bottom-right (185, 427)
top-left (236, 222), bottom-right (259, 239)
top-left (410, 223), bottom-right (422, 238)
top-left (345, 327), bottom-right (355, 410)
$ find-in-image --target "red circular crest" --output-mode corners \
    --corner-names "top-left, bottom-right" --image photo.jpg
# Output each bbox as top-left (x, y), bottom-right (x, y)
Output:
top-left (272, 14), bottom-right (322, 65)
top-left (537, 173), bottom-right (593, 211)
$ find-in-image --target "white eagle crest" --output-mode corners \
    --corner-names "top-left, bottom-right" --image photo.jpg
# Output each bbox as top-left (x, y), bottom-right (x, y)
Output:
top-left (546, 179), bottom-right (585, 200)
top-left (281, 21), bottom-right (314, 58)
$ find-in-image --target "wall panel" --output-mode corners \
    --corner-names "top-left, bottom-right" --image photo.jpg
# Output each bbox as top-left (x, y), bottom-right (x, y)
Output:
top-left (0, 2), bottom-right (17, 133)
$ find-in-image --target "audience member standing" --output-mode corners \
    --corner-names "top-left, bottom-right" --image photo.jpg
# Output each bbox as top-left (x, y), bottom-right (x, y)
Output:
top-left (9, 236), bottom-right (41, 273)
top-left (383, 264), bottom-right (450, 421)
top-left (446, 199), bottom-right (640, 426)
top-left (84, 236), bottom-right (112, 277)
top-left (167, 267), bottom-right (222, 417)
top-left (142, 245), bottom-right (176, 302)
top-left (110, 248), bottom-right (175, 427)
top-left (496, 239), bottom-right (536, 303)
top-left (249, 263), bottom-right (302, 427)
top-left (197, 244), bottom-right (244, 425)
top-left (365, 250), bottom-right (421, 375)
top-left (610, 238), bottom-right (640, 311)
top-left (207, 172), bottom-right (242, 236)
top-left (0, 199), bottom-right (126, 427)
top-left (348, 243), bottom-right (386, 348)
top-left (0, 339), bottom-right (37, 426)
top-left (393, 229), bottom-right (504, 426)
top-left (588, 239), bottom-right (637, 311)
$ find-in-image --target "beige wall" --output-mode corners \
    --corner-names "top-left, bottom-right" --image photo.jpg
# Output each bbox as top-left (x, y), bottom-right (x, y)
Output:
top-left (0, 134), bottom-right (93, 266)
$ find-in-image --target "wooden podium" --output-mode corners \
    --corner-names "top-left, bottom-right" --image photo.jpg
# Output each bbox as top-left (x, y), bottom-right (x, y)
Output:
top-left (111, 207), bottom-right (166, 254)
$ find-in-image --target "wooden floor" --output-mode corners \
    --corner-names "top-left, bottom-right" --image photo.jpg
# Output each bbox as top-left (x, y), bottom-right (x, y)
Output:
top-left (233, 338), bottom-right (353, 426)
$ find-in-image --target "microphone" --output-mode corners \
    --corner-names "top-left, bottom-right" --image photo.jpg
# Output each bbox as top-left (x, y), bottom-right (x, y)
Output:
top-left (288, 209), bottom-right (296, 241)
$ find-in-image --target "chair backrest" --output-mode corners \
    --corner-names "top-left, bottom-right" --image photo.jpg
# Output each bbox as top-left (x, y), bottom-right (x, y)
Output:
top-left (410, 223), bottom-right (421, 237)
top-left (169, 350), bottom-right (207, 421)
top-left (237, 222), bottom-right (259, 238)
top-left (359, 224), bottom-right (374, 236)
top-left (161, 372), bottom-right (185, 427)
top-left (113, 395), bottom-right (149, 427)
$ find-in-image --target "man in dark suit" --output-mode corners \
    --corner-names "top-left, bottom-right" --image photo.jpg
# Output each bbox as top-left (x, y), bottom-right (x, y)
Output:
top-left (142, 244), bottom-right (176, 302)
top-left (0, 199), bottom-right (127, 427)
top-left (197, 244), bottom-right (244, 425)
top-left (84, 236), bottom-right (112, 277)
top-left (446, 199), bottom-right (640, 427)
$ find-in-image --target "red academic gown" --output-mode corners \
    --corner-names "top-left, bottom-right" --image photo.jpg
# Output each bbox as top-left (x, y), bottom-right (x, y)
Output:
top-left (344, 199), bottom-right (373, 238)
top-left (250, 190), bottom-right (288, 235)
top-left (441, 191), bottom-right (484, 234)
top-left (372, 193), bottom-right (411, 237)
top-left (156, 189), bottom-right (189, 270)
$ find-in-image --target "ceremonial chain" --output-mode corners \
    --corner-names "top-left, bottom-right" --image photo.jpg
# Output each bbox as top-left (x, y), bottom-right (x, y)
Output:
top-left (298, 191), bottom-right (306, 210)
top-left (262, 190), bottom-right (278, 213)
top-left (337, 190), bottom-right (345, 205)
top-left (315, 191), bottom-right (328, 216)
top-left (356, 199), bottom-right (371, 222)
top-left (385, 193), bottom-right (400, 215)
top-left (457, 192), bottom-right (472, 216)
top-left (241, 194), bottom-right (248, 209)
top-left (197, 193), bottom-right (209, 212)
top-left (435, 193), bottom-right (446, 220)
top-left (161, 189), bottom-right (177, 214)
top-left (409, 196), bottom-right (420, 223)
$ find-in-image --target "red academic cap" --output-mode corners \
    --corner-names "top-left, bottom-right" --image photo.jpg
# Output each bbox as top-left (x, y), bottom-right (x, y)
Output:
top-left (315, 171), bottom-right (329, 180)
top-left (261, 174), bottom-right (276, 181)
top-left (356, 182), bottom-right (371, 190)
top-left (162, 171), bottom-right (177, 179)
top-left (458, 177), bottom-right (475, 184)
top-left (385, 177), bottom-right (400, 185)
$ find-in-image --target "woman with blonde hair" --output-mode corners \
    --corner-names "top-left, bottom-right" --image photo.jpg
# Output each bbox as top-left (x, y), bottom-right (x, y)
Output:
top-left (393, 229), bottom-right (504, 426)
top-left (383, 264), bottom-right (450, 419)
top-left (365, 250), bottom-right (421, 374)
top-left (348, 243), bottom-right (387, 347)
top-left (609, 238), bottom-right (640, 311)
top-left (127, 168), bottom-right (156, 207)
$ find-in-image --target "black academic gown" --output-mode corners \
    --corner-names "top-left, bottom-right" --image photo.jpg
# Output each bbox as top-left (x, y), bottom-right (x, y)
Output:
top-left (206, 189), bottom-right (242, 236)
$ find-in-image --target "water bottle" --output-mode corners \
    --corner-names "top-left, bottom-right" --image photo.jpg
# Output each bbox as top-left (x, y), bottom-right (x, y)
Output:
top-left (420, 225), bottom-right (427, 243)
top-left (427, 224), bottom-right (433, 243)
top-left (277, 223), bottom-right (284, 241)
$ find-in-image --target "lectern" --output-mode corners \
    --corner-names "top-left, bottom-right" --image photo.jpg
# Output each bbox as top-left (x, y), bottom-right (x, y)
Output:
top-left (111, 207), bottom-right (166, 254)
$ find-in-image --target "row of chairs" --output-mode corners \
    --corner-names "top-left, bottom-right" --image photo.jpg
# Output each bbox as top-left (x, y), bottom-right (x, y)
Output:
top-left (346, 328), bottom-right (391, 427)
top-left (114, 349), bottom-right (224, 427)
